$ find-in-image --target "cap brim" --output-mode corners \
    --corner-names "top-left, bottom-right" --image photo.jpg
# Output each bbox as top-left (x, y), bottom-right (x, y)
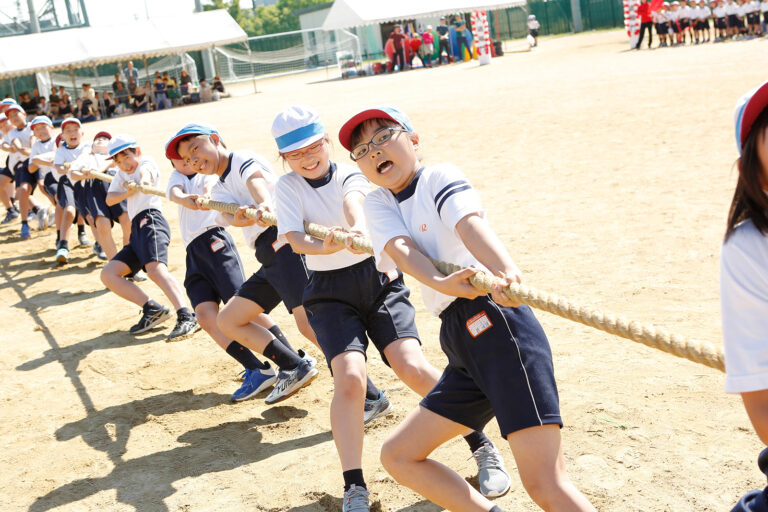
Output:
top-left (165, 127), bottom-right (214, 160)
top-left (279, 132), bottom-right (325, 154)
top-left (93, 131), bottom-right (112, 141)
top-left (61, 118), bottom-right (81, 129)
top-left (739, 81), bottom-right (768, 151)
top-left (338, 108), bottom-right (401, 152)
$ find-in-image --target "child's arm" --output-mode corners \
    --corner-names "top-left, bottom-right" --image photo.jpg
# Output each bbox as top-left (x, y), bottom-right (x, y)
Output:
top-left (54, 162), bottom-right (70, 175)
top-left (11, 138), bottom-right (31, 157)
top-left (167, 184), bottom-right (203, 211)
top-left (106, 173), bottom-right (136, 206)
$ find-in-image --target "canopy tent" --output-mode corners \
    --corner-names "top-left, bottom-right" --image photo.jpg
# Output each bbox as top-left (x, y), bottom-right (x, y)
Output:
top-left (321, 0), bottom-right (526, 30)
top-left (0, 9), bottom-right (247, 79)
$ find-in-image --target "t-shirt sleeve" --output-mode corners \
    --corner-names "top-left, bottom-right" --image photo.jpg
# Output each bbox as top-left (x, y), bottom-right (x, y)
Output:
top-left (53, 147), bottom-right (66, 166)
top-left (138, 158), bottom-right (160, 186)
top-left (429, 164), bottom-right (484, 232)
top-left (165, 170), bottom-right (185, 198)
top-left (275, 177), bottom-right (306, 237)
top-left (239, 153), bottom-right (272, 182)
top-left (721, 230), bottom-right (768, 393)
top-left (363, 191), bottom-right (410, 273)
top-left (340, 167), bottom-right (370, 198)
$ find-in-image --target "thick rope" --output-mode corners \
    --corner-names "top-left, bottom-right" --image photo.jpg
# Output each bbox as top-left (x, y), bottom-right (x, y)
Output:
top-left (88, 170), bottom-right (725, 372)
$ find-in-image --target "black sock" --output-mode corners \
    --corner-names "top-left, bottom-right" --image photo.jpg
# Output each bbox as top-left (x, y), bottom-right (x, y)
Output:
top-left (342, 468), bottom-right (366, 492)
top-left (31, 205), bottom-right (39, 214)
top-left (59, 239), bottom-right (69, 250)
top-left (268, 325), bottom-right (294, 351)
top-left (77, 224), bottom-right (85, 235)
top-left (55, 231), bottom-right (60, 243)
top-left (365, 376), bottom-right (380, 401)
top-left (143, 299), bottom-right (161, 312)
top-left (21, 220), bottom-right (28, 226)
top-left (489, 506), bottom-right (507, 512)
top-left (176, 307), bottom-right (193, 318)
top-left (263, 339), bottom-right (302, 371)
top-left (225, 341), bottom-right (267, 370)
top-left (464, 431), bottom-right (491, 453)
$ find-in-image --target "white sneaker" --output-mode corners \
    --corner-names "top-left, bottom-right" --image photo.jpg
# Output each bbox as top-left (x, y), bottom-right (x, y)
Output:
top-left (472, 442), bottom-right (512, 498)
top-left (264, 359), bottom-right (318, 405)
top-left (35, 207), bottom-right (48, 231)
top-left (342, 485), bottom-right (370, 512)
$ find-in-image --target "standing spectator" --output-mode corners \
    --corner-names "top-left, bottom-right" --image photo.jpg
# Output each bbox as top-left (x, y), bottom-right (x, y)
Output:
top-left (179, 69), bottom-right (193, 97)
top-left (528, 14), bottom-right (541, 47)
top-left (436, 17), bottom-right (451, 64)
top-left (123, 60), bottom-right (139, 84)
top-left (389, 24), bottom-right (406, 71)
top-left (408, 32), bottom-right (422, 67)
top-left (421, 26), bottom-right (435, 67)
top-left (636, 0), bottom-right (655, 48)
top-left (111, 73), bottom-right (124, 93)
top-left (455, 18), bottom-right (473, 60)
top-left (153, 71), bottom-right (170, 110)
top-left (114, 81), bottom-right (129, 107)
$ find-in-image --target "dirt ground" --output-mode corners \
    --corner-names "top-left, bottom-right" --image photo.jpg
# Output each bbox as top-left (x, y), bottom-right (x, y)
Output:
top-left (1, 29), bottom-right (766, 512)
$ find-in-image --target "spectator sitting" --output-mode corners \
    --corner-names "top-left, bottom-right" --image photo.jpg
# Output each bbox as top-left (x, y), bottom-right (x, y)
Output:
top-left (36, 97), bottom-right (49, 117)
top-left (199, 79), bottom-right (219, 102)
top-left (179, 69), bottom-right (192, 96)
top-left (212, 75), bottom-right (230, 98)
top-left (111, 73), bottom-right (124, 93)
top-left (19, 92), bottom-right (37, 114)
top-left (80, 83), bottom-right (96, 103)
top-left (153, 71), bottom-right (170, 110)
top-left (102, 92), bottom-right (116, 118)
top-left (132, 82), bottom-right (149, 112)
top-left (166, 75), bottom-right (181, 106)
top-left (127, 77), bottom-right (137, 96)
top-left (114, 81), bottom-right (129, 106)
top-left (56, 97), bottom-right (72, 119)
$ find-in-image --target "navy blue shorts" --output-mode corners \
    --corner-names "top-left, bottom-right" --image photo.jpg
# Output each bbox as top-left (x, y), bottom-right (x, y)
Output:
top-left (728, 14), bottom-right (738, 26)
top-left (57, 177), bottom-right (76, 209)
top-left (716, 17), bottom-right (727, 29)
top-left (13, 160), bottom-right (37, 190)
top-left (420, 296), bottom-right (562, 438)
top-left (0, 156), bottom-right (13, 182)
top-left (73, 181), bottom-right (89, 219)
top-left (43, 173), bottom-right (58, 199)
top-left (112, 209), bottom-right (170, 274)
top-left (87, 175), bottom-right (125, 223)
top-left (764, 12), bottom-right (768, 24)
top-left (302, 257), bottom-right (420, 369)
top-left (184, 227), bottom-right (246, 308)
top-left (234, 226), bottom-right (309, 314)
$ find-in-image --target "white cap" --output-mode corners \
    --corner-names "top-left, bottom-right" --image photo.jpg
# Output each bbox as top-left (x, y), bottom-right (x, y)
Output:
top-left (107, 134), bottom-right (139, 159)
top-left (30, 115), bottom-right (53, 127)
top-left (61, 117), bottom-right (82, 129)
top-left (271, 104), bottom-right (326, 153)
top-left (4, 103), bottom-right (24, 115)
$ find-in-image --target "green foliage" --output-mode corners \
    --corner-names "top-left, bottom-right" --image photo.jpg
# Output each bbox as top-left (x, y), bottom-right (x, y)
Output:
top-left (204, 0), bottom-right (329, 36)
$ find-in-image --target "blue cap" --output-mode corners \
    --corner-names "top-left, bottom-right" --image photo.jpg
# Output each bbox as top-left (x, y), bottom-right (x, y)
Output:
top-left (271, 105), bottom-right (325, 153)
top-left (165, 121), bottom-right (219, 160)
top-left (107, 134), bottom-right (139, 159)
top-left (30, 115), bottom-right (53, 127)
top-left (338, 105), bottom-right (414, 151)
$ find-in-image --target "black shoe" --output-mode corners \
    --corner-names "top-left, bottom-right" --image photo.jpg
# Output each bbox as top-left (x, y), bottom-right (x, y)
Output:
top-left (166, 313), bottom-right (200, 342)
top-left (129, 304), bottom-right (172, 335)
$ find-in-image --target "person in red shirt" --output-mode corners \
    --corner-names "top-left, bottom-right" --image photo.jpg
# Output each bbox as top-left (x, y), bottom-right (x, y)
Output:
top-left (389, 25), bottom-right (406, 72)
top-left (635, 0), bottom-right (655, 49)
top-left (408, 33), bottom-right (422, 67)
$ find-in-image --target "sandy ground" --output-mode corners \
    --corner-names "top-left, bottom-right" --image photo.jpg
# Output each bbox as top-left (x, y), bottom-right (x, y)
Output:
top-left (1, 29), bottom-right (766, 512)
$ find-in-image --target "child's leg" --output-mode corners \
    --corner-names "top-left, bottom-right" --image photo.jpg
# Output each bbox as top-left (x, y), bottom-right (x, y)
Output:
top-left (0, 175), bottom-right (12, 209)
top-left (59, 205), bottom-right (75, 242)
top-left (507, 425), bottom-right (596, 511)
top-left (330, 351), bottom-right (367, 471)
top-left (17, 182), bottom-right (31, 224)
top-left (218, 297), bottom-right (291, 355)
top-left (291, 305), bottom-right (320, 350)
top-left (144, 261), bottom-right (188, 312)
top-left (101, 259), bottom-right (150, 306)
top-left (383, 337), bottom-right (442, 396)
top-left (94, 216), bottom-right (117, 259)
top-left (196, 301), bottom-right (268, 371)
top-left (381, 406), bottom-right (494, 512)
top-left (118, 212), bottom-right (130, 246)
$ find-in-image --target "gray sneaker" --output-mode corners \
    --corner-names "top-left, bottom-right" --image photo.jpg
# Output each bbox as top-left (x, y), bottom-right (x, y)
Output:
top-left (342, 484), bottom-right (370, 512)
top-left (264, 358), bottom-right (318, 405)
top-left (364, 390), bottom-right (394, 424)
top-left (472, 442), bottom-right (511, 498)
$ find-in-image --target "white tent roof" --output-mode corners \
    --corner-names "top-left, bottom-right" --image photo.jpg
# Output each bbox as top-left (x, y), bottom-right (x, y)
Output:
top-left (0, 10), bottom-right (247, 79)
top-left (322, 0), bottom-right (526, 30)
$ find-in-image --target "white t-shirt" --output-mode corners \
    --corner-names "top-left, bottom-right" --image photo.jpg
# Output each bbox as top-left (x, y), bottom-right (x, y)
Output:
top-left (669, 9), bottom-right (680, 20)
top-left (28, 138), bottom-right (55, 180)
top-left (725, 2), bottom-right (739, 14)
top-left (679, 5), bottom-right (691, 17)
top-left (210, 150), bottom-right (277, 248)
top-left (276, 162), bottom-right (371, 271)
top-left (364, 163), bottom-right (520, 316)
top-left (721, 219), bottom-right (768, 393)
top-left (166, 170), bottom-right (221, 247)
top-left (714, 5), bottom-right (727, 16)
top-left (761, 1), bottom-right (768, 13)
top-left (8, 123), bottom-right (33, 170)
top-left (53, 142), bottom-right (91, 182)
top-left (527, 19), bottom-right (540, 30)
top-left (107, 155), bottom-right (163, 219)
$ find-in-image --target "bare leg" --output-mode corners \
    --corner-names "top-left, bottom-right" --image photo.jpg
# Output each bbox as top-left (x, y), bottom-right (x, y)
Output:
top-left (101, 259), bottom-right (150, 307)
top-left (118, 212), bottom-right (130, 246)
top-left (195, 301), bottom-right (230, 349)
top-left (330, 351), bottom-right (367, 471)
top-left (94, 216), bottom-right (117, 259)
top-left (217, 296), bottom-right (278, 354)
top-left (291, 305), bottom-right (320, 350)
top-left (144, 261), bottom-right (187, 311)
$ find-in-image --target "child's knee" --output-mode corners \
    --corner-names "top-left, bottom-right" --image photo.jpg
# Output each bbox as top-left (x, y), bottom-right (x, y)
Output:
top-left (520, 471), bottom-right (570, 507)
top-left (196, 307), bottom-right (218, 333)
top-left (333, 365), bottom-right (366, 400)
top-left (380, 435), bottom-right (409, 475)
top-left (145, 262), bottom-right (166, 280)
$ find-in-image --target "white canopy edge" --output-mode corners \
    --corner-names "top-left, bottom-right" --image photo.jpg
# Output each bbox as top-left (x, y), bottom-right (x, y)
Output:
top-left (0, 9), bottom-right (247, 79)
top-left (321, 0), bottom-right (526, 30)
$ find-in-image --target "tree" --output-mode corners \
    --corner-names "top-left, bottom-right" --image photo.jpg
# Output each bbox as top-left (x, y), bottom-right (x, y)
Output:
top-left (204, 0), bottom-right (329, 36)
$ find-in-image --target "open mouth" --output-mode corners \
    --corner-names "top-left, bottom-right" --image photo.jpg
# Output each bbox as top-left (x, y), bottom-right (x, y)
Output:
top-left (303, 161), bottom-right (320, 172)
top-left (376, 160), bottom-right (393, 174)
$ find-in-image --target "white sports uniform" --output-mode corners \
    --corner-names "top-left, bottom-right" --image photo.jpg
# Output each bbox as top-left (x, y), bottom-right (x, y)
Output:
top-left (29, 138), bottom-right (56, 181)
top-left (107, 156), bottom-right (163, 220)
top-left (721, 219), bottom-right (768, 393)
top-left (166, 171), bottom-right (221, 247)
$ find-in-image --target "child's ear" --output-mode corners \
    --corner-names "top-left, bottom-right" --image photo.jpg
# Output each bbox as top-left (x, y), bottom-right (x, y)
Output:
top-left (410, 132), bottom-right (420, 148)
top-left (211, 133), bottom-right (221, 146)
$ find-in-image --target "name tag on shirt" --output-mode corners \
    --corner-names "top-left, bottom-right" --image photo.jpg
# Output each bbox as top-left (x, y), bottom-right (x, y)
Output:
top-left (466, 311), bottom-right (493, 338)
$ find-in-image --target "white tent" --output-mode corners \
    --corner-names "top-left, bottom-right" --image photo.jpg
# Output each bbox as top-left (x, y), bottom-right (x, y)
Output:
top-left (321, 0), bottom-right (526, 30)
top-left (0, 10), bottom-right (247, 79)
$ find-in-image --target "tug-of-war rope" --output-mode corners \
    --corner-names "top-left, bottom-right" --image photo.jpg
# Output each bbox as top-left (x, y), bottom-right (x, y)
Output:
top-left (88, 170), bottom-right (726, 373)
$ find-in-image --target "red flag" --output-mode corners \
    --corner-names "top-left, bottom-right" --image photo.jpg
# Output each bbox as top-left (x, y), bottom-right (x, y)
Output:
top-left (650, 0), bottom-right (663, 10)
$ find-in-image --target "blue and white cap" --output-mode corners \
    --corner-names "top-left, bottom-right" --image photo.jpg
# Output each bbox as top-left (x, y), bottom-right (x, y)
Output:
top-left (4, 103), bottom-right (24, 115)
top-left (165, 121), bottom-right (219, 160)
top-left (0, 113), bottom-right (7, 123)
top-left (734, 80), bottom-right (768, 156)
top-left (271, 105), bottom-right (326, 153)
top-left (107, 134), bottom-right (139, 160)
top-left (0, 98), bottom-right (17, 112)
top-left (30, 115), bottom-right (53, 127)
top-left (338, 105), bottom-right (414, 152)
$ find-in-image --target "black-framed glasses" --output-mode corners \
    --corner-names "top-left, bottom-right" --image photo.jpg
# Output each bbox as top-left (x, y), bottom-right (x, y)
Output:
top-left (349, 127), bottom-right (408, 161)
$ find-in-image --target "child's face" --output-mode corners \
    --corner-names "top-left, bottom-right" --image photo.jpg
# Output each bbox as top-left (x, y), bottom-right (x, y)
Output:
top-left (32, 123), bottom-right (53, 141)
top-left (92, 136), bottom-right (109, 153)
top-left (758, 127), bottom-right (768, 191)
top-left (177, 134), bottom-right (222, 175)
top-left (113, 148), bottom-right (141, 174)
top-left (171, 158), bottom-right (196, 176)
top-left (8, 110), bottom-right (25, 129)
top-left (352, 121), bottom-right (420, 194)
top-left (282, 136), bottom-right (330, 180)
top-left (62, 123), bottom-right (82, 147)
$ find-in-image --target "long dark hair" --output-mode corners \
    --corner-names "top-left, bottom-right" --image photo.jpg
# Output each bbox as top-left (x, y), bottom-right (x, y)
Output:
top-left (725, 107), bottom-right (768, 241)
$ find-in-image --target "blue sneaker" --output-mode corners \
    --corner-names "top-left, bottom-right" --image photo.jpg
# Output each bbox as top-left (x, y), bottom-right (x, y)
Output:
top-left (232, 363), bottom-right (277, 402)
top-left (20, 223), bottom-right (31, 240)
top-left (364, 390), bottom-right (394, 424)
top-left (56, 246), bottom-right (69, 264)
top-left (2, 208), bottom-right (19, 224)
top-left (264, 358), bottom-right (319, 405)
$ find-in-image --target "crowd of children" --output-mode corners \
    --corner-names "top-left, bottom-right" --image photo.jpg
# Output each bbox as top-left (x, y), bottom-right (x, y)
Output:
top-left (636, 0), bottom-right (768, 49)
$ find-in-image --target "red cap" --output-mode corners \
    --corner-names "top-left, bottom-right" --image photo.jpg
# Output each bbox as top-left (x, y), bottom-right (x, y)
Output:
top-left (93, 131), bottom-right (112, 142)
top-left (338, 106), bottom-right (414, 152)
top-left (735, 80), bottom-right (768, 155)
